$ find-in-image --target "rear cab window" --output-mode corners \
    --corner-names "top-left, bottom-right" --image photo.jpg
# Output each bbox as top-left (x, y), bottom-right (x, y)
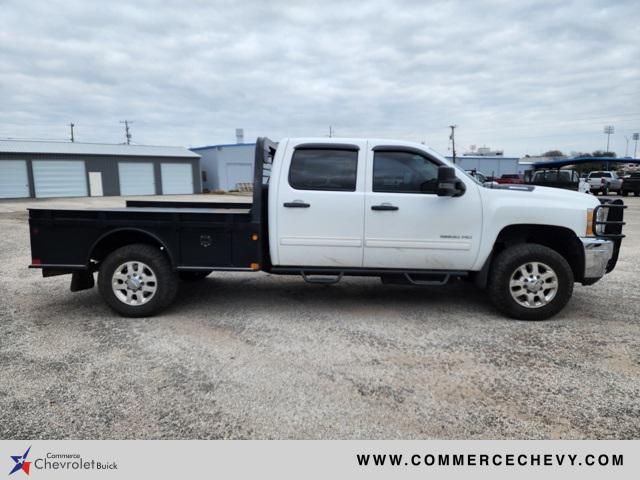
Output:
top-left (289, 148), bottom-right (358, 191)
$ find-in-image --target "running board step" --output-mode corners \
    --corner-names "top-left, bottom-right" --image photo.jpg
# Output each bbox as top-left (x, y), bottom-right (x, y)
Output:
top-left (301, 271), bottom-right (344, 284)
top-left (381, 273), bottom-right (453, 286)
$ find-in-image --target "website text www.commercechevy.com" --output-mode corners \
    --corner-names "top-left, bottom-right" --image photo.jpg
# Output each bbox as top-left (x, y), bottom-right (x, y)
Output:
top-left (356, 452), bottom-right (623, 468)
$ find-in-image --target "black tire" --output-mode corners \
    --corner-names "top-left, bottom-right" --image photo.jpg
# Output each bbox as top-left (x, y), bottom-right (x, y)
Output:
top-left (98, 243), bottom-right (179, 317)
top-left (488, 243), bottom-right (574, 321)
top-left (621, 190), bottom-right (628, 196)
top-left (635, 191), bottom-right (640, 197)
top-left (179, 270), bottom-right (213, 282)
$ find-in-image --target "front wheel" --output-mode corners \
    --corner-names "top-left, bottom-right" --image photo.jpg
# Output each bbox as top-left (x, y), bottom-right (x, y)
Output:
top-left (98, 243), bottom-right (179, 317)
top-left (488, 244), bottom-right (574, 320)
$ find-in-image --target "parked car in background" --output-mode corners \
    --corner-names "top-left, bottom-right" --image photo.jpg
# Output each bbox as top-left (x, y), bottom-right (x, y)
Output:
top-left (621, 172), bottom-right (640, 196)
top-left (496, 174), bottom-right (524, 184)
top-left (587, 171), bottom-right (622, 195)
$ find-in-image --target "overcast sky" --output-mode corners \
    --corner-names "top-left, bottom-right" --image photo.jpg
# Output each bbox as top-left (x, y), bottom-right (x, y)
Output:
top-left (1, 0), bottom-right (639, 157)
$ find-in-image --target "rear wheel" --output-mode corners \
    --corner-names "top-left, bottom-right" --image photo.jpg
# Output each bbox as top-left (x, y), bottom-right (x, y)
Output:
top-left (488, 244), bottom-right (573, 320)
top-left (621, 190), bottom-right (628, 196)
top-left (98, 243), bottom-right (179, 317)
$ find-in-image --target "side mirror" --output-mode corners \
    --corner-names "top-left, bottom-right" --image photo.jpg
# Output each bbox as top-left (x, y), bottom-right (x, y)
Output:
top-left (437, 166), bottom-right (466, 197)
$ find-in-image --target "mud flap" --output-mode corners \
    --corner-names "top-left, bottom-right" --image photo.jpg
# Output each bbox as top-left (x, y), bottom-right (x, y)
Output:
top-left (70, 271), bottom-right (95, 292)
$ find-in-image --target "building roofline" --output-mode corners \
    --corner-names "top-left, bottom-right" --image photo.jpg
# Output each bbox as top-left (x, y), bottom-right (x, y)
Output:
top-left (190, 143), bottom-right (257, 151)
top-left (0, 139), bottom-right (199, 158)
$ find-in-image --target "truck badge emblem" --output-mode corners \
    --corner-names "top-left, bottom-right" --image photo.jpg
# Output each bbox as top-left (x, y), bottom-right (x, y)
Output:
top-left (200, 235), bottom-right (212, 247)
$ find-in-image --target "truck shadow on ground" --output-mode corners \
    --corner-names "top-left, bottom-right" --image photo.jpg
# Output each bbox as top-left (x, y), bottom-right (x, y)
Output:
top-left (170, 274), bottom-right (501, 320)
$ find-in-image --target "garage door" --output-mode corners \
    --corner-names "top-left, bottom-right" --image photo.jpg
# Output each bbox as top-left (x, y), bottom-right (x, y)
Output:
top-left (161, 163), bottom-right (194, 194)
top-left (32, 160), bottom-right (87, 198)
top-left (119, 163), bottom-right (156, 196)
top-left (0, 160), bottom-right (30, 198)
top-left (226, 163), bottom-right (252, 190)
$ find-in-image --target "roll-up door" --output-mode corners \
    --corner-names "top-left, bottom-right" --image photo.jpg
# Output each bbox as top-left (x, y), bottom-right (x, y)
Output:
top-left (118, 162), bottom-right (156, 195)
top-left (161, 163), bottom-right (194, 194)
top-left (0, 160), bottom-right (30, 198)
top-left (32, 160), bottom-right (87, 198)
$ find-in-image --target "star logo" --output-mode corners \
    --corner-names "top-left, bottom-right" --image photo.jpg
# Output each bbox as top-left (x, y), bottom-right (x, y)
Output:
top-left (9, 446), bottom-right (31, 476)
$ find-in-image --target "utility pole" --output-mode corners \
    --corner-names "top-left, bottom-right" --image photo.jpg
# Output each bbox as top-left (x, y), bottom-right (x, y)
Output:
top-left (329, 125), bottom-right (333, 138)
top-left (120, 120), bottom-right (133, 144)
top-left (633, 133), bottom-right (639, 159)
top-left (449, 125), bottom-right (457, 164)
top-left (69, 123), bottom-right (75, 142)
top-left (603, 125), bottom-right (614, 153)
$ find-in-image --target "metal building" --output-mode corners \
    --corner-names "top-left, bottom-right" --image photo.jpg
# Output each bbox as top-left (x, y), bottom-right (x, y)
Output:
top-left (447, 155), bottom-right (522, 178)
top-left (191, 143), bottom-right (256, 191)
top-left (0, 140), bottom-right (201, 199)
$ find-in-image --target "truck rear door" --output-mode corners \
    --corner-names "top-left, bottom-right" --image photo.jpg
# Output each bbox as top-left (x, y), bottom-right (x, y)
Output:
top-left (273, 140), bottom-right (366, 267)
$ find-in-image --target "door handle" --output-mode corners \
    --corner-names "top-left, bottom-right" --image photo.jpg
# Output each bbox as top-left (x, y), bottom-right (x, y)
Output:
top-left (371, 204), bottom-right (399, 211)
top-left (283, 201), bottom-right (310, 208)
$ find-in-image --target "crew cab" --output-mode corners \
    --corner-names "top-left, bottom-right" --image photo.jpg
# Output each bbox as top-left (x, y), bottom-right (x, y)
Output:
top-left (28, 138), bottom-right (626, 321)
top-left (588, 171), bottom-right (622, 195)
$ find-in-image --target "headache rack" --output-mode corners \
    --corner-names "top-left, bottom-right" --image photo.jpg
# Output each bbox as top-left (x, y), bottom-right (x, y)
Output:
top-left (593, 198), bottom-right (626, 274)
top-left (593, 198), bottom-right (626, 239)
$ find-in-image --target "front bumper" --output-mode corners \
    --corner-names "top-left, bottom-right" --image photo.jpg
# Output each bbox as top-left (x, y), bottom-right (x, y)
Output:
top-left (580, 238), bottom-right (614, 283)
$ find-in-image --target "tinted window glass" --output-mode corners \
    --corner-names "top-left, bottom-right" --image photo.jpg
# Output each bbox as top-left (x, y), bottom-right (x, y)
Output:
top-left (373, 151), bottom-right (439, 193)
top-left (289, 149), bottom-right (358, 191)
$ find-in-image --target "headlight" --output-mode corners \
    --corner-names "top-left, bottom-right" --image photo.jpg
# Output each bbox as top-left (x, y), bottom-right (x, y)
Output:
top-left (595, 207), bottom-right (607, 235)
top-left (587, 207), bottom-right (607, 236)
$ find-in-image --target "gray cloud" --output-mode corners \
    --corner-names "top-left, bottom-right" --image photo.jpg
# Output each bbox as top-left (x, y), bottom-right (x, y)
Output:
top-left (1, 0), bottom-right (639, 156)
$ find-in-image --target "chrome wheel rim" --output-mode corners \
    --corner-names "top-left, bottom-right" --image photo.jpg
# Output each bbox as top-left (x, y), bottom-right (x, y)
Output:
top-left (509, 261), bottom-right (558, 309)
top-left (112, 261), bottom-right (157, 306)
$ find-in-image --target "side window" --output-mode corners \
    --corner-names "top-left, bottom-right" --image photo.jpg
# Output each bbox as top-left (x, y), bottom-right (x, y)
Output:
top-left (289, 148), bottom-right (358, 191)
top-left (373, 151), bottom-right (440, 193)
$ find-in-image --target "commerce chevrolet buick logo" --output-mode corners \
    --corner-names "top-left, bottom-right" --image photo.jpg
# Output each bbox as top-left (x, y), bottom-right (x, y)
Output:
top-left (8, 446), bottom-right (31, 476)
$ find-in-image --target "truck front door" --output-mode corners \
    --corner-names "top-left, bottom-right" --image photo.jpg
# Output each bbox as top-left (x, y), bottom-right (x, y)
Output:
top-left (363, 143), bottom-right (482, 270)
top-left (274, 141), bottom-right (366, 267)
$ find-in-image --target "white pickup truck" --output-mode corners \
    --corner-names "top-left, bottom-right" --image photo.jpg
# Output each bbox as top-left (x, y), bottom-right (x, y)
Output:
top-left (588, 171), bottom-right (623, 195)
top-left (28, 137), bottom-right (625, 321)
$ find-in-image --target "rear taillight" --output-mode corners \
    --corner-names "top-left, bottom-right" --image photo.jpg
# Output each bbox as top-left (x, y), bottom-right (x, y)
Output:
top-left (31, 258), bottom-right (41, 266)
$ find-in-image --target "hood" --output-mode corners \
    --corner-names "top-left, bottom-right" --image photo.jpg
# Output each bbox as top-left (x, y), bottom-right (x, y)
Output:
top-left (484, 184), bottom-right (600, 210)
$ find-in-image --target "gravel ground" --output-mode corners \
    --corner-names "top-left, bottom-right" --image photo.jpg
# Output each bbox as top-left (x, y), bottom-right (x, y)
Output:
top-left (0, 194), bottom-right (638, 439)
